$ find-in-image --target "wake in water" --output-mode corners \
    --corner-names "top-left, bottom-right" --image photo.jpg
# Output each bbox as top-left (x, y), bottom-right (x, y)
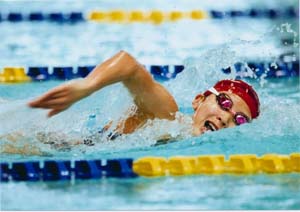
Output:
top-left (0, 23), bottom-right (299, 157)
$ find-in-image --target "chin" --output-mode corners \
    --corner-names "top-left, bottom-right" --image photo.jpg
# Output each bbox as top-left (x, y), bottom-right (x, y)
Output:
top-left (192, 126), bottom-right (203, 136)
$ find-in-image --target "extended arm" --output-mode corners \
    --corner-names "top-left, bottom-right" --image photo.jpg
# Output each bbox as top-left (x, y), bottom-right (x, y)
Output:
top-left (28, 51), bottom-right (178, 119)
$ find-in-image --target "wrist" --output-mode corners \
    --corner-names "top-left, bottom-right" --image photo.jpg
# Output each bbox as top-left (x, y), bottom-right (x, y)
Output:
top-left (83, 78), bottom-right (96, 96)
top-left (72, 78), bottom-right (94, 97)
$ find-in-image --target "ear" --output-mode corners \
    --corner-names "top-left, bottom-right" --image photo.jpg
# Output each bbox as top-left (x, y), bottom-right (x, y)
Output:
top-left (192, 94), bottom-right (205, 111)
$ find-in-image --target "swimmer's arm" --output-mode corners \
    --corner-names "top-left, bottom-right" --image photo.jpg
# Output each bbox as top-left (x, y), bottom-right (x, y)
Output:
top-left (86, 51), bottom-right (179, 119)
top-left (29, 51), bottom-right (178, 118)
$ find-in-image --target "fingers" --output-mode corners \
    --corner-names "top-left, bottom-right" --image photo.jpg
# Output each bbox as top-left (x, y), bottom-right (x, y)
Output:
top-left (31, 97), bottom-right (69, 109)
top-left (28, 87), bottom-right (67, 108)
top-left (29, 91), bottom-right (61, 107)
top-left (47, 104), bottom-right (71, 117)
top-left (48, 109), bottom-right (62, 117)
top-left (47, 107), bottom-right (66, 117)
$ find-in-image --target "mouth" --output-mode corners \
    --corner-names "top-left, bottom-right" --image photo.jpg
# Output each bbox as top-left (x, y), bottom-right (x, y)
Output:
top-left (204, 120), bottom-right (218, 132)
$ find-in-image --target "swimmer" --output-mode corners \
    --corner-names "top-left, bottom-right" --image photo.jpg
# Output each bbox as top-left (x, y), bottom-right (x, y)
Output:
top-left (28, 51), bottom-right (260, 141)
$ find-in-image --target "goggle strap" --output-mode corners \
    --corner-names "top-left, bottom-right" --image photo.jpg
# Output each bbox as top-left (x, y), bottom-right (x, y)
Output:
top-left (208, 87), bottom-right (220, 96)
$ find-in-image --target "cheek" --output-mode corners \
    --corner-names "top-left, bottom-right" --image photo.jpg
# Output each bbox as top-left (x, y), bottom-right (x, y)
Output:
top-left (194, 102), bottom-right (219, 123)
top-left (227, 122), bottom-right (236, 128)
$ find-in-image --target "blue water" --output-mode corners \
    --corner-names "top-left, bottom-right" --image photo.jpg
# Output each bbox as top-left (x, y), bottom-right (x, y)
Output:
top-left (0, 0), bottom-right (299, 210)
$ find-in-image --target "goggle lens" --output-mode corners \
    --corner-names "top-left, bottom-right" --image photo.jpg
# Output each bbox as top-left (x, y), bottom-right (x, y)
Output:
top-left (217, 94), bottom-right (233, 110)
top-left (234, 113), bottom-right (249, 125)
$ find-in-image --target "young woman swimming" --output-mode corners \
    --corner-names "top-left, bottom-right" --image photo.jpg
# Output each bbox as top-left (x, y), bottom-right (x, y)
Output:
top-left (28, 51), bottom-right (260, 140)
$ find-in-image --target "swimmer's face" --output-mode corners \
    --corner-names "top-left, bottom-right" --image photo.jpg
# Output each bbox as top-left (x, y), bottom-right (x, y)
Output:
top-left (192, 91), bottom-right (252, 136)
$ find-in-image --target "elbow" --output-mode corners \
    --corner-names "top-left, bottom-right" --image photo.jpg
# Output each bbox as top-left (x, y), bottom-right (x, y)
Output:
top-left (118, 50), bottom-right (140, 72)
top-left (118, 50), bottom-right (132, 60)
top-left (119, 50), bottom-right (129, 55)
top-left (118, 50), bottom-right (136, 63)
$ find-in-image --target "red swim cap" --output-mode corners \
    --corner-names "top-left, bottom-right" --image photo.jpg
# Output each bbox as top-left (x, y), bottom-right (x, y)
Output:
top-left (203, 79), bottom-right (260, 119)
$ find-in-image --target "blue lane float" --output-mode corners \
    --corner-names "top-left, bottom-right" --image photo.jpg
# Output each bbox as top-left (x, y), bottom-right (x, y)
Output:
top-left (52, 67), bottom-right (75, 80)
top-left (27, 67), bottom-right (49, 81)
top-left (48, 13), bottom-right (65, 22)
top-left (150, 65), bottom-right (185, 80)
top-left (247, 62), bottom-right (265, 77)
top-left (210, 7), bottom-right (299, 19)
top-left (42, 161), bottom-right (71, 181)
top-left (0, 163), bottom-right (10, 182)
top-left (0, 159), bottom-right (137, 182)
top-left (28, 12), bottom-right (44, 21)
top-left (248, 9), bottom-right (262, 17)
top-left (74, 160), bottom-right (102, 179)
top-left (222, 60), bottom-right (299, 79)
top-left (77, 66), bottom-right (96, 78)
top-left (229, 10), bottom-right (246, 18)
top-left (174, 65), bottom-right (185, 74)
top-left (105, 159), bottom-right (137, 178)
top-left (7, 12), bottom-right (23, 22)
top-left (1, 12), bottom-right (84, 23)
top-left (69, 12), bottom-right (85, 22)
top-left (286, 6), bottom-right (298, 17)
top-left (11, 162), bottom-right (40, 181)
top-left (150, 65), bottom-right (170, 80)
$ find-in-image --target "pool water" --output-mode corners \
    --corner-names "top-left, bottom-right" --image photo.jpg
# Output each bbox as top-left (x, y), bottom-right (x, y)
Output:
top-left (0, 0), bottom-right (299, 210)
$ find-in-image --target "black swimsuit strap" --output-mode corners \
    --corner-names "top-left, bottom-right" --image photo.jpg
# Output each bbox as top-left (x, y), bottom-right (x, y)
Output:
top-left (83, 127), bottom-right (122, 146)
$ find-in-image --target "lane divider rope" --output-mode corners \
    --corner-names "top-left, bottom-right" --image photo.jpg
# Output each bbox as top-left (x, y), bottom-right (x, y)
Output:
top-left (1, 153), bottom-right (299, 182)
top-left (0, 7), bottom-right (298, 24)
top-left (0, 60), bottom-right (298, 83)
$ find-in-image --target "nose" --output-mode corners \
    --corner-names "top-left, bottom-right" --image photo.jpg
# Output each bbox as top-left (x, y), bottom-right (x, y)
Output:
top-left (216, 116), bottom-right (226, 128)
top-left (217, 111), bottom-right (232, 128)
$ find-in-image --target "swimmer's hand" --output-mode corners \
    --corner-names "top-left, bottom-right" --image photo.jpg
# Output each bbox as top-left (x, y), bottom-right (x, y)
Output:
top-left (28, 79), bottom-right (92, 117)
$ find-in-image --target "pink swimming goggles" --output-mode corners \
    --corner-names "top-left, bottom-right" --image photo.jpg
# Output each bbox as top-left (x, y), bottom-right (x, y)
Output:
top-left (208, 87), bottom-right (250, 125)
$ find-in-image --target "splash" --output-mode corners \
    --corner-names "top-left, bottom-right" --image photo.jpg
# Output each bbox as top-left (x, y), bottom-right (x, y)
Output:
top-left (276, 23), bottom-right (299, 48)
top-left (165, 44), bottom-right (238, 107)
top-left (1, 22), bottom-right (299, 157)
top-left (0, 100), bottom-right (47, 134)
